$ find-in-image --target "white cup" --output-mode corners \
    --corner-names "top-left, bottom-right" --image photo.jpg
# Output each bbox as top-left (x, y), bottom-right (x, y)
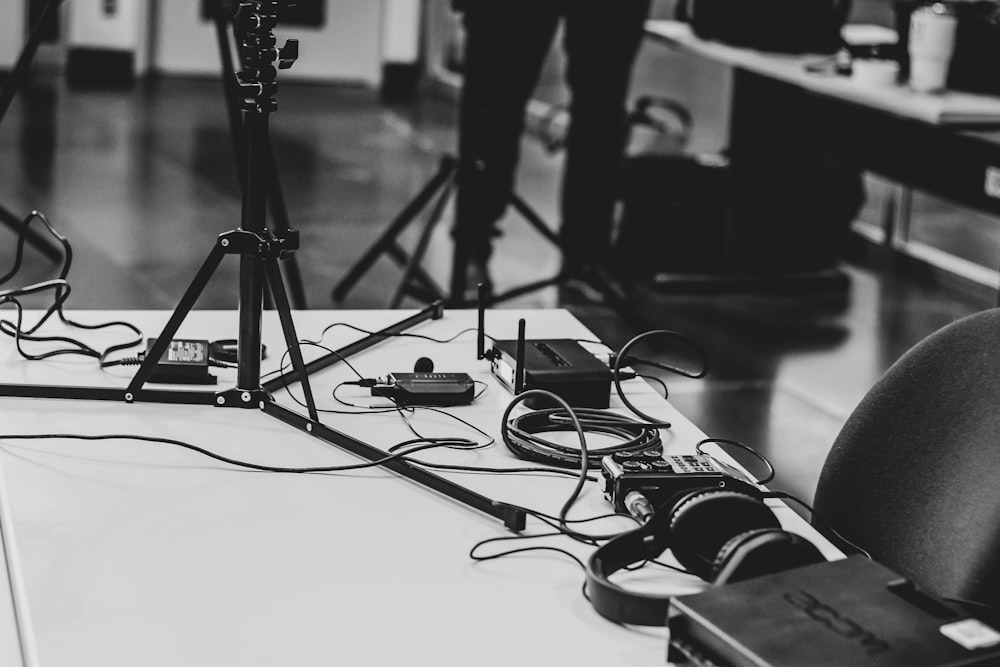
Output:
top-left (852, 59), bottom-right (900, 87)
top-left (909, 3), bottom-right (958, 93)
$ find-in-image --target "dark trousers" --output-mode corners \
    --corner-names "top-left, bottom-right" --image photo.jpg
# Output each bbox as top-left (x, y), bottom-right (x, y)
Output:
top-left (453, 0), bottom-right (652, 270)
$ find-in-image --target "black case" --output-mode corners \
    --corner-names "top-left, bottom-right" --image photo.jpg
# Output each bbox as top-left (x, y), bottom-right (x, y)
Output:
top-left (669, 556), bottom-right (1000, 666)
top-left (612, 152), bottom-right (730, 277)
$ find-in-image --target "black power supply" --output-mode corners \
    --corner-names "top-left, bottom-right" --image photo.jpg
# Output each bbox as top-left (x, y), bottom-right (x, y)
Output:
top-left (145, 338), bottom-right (216, 385)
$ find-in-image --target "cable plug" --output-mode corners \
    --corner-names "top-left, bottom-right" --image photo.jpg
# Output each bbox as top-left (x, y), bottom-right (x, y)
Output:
top-left (603, 353), bottom-right (637, 381)
top-left (100, 355), bottom-right (143, 368)
top-left (613, 367), bottom-right (637, 381)
top-left (344, 378), bottom-right (379, 388)
top-left (624, 490), bottom-right (654, 523)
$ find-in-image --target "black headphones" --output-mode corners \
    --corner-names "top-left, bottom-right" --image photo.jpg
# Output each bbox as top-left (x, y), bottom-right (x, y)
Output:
top-left (585, 487), bottom-right (826, 626)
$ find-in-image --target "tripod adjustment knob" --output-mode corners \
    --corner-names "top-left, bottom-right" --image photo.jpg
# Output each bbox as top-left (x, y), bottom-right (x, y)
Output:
top-left (278, 39), bottom-right (299, 70)
top-left (234, 3), bottom-right (277, 35)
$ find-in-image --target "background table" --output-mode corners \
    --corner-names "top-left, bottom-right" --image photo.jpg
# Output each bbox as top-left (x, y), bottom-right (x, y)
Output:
top-left (645, 20), bottom-right (1000, 283)
top-left (0, 308), bottom-right (839, 666)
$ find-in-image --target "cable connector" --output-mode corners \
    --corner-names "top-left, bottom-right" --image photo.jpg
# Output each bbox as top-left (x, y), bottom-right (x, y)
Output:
top-left (624, 490), bottom-right (654, 523)
top-left (100, 355), bottom-right (142, 368)
top-left (344, 378), bottom-right (378, 388)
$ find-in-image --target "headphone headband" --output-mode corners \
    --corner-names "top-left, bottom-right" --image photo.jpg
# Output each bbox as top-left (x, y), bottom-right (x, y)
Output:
top-left (585, 487), bottom-right (825, 626)
top-left (586, 503), bottom-right (678, 625)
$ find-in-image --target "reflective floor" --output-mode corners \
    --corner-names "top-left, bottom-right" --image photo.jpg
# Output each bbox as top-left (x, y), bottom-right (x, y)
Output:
top-left (0, 73), bottom-right (992, 506)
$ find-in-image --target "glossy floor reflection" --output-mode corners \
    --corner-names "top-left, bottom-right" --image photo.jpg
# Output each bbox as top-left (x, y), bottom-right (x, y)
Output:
top-left (0, 74), bottom-right (992, 507)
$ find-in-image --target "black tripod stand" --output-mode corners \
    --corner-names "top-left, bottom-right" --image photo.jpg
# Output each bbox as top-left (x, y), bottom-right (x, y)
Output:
top-left (208, 0), bottom-right (307, 309)
top-left (0, 0), bottom-right (66, 262)
top-left (332, 152), bottom-right (566, 308)
top-left (0, 1), bottom-right (525, 533)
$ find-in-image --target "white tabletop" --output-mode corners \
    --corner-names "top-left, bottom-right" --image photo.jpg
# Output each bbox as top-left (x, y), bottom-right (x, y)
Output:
top-left (646, 19), bottom-right (1000, 125)
top-left (0, 308), bottom-right (838, 666)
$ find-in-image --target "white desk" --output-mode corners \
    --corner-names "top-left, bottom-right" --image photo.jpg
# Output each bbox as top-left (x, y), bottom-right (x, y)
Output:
top-left (646, 20), bottom-right (1000, 125)
top-left (0, 309), bottom-right (839, 666)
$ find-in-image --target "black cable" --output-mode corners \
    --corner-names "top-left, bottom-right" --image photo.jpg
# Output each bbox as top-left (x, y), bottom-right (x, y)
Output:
top-left (612, 329), bottom-right (709, 425)
top-left (637, 373), bottom-right (669, 398)
top-left (274, 345), bottom-right (500, 457)
top-left (942, 596), bottom-right (1000, 620)
top-left (767, 491), bottom-right (872, 560)
top-left (503, 391), bottom-right (591, 538)
top-left (258, 322), bottom-right (481, 384)
top-left (0, 211), bottom-right (143, 364)
top-left (316, 322), bottom-right (485, 347)
top-left (470, 531), bottom-right (587, 570)
top-left (277, 340), bottom-right (368, 394)
top-left (470, 508), bottom-right (640, 565)
top-left (695, 437), bottom-right (776, 485)
top-left (390, 405), bottom-right (493, 451)
top-left (264, 337), bottom-right (521, 477)
top-left (403, 459), bottom-right (598, 480)
top-left (0, 432), bottom-right (475, 475)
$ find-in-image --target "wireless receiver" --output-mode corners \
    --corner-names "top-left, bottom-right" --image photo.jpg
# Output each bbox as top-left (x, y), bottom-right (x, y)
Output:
top-left (370, 360), bottom-right (475, 406)
top-left (476, 285), bottom-right (612, 408)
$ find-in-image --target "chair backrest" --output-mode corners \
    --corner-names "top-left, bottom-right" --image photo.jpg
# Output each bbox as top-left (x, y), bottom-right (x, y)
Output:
top-left (814, 308), bottom-right (1000, 608)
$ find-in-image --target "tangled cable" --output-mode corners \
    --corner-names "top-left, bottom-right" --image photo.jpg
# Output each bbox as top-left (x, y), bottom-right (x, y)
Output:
top-left (502, 406), bottom-right (662, 469)
top-left (0, 210), bottom-right (143, 364)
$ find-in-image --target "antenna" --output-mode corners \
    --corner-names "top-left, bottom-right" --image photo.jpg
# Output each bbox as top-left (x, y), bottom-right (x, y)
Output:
top-left (514, 318), bottom-right (526, 395)
top-left (477, 282), bottom-right (487, 360)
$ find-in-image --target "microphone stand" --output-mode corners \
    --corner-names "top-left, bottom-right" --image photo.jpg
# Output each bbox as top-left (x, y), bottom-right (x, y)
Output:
top-left (0, 0), bottom-right (525, 533)
top-left (0, 0), bottom-right (66, 262)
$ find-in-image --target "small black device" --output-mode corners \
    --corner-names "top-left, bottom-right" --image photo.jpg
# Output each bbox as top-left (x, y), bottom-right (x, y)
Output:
top-left (669, 556), bottom-right (1000, 666)
top-left (145, 338), bottom-right (216, 385)
top-left (489, 336), bottom-right (613, 408)
top-left (601, 451), bottom-right (759, 515)
top-left (476, 286), bottom-right (612, 408)
top-left (370, 372), bottom-right (475, 407)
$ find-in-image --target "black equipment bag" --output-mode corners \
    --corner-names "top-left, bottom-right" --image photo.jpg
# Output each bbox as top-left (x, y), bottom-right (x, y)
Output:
top-left (612, 96), bottom-right (731, 277)
top-left (612, 92), bottom-right (865, 279)
top-left (675, 0), bottom-right (853, 54)
top-left (613, 152), bottom-right (730, 277)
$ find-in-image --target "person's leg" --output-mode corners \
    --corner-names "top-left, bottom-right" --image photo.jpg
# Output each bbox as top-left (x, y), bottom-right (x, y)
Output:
top-left (451, 1), bottom-right (560, 298)
top-left (559, 0), bottom-right (652, 272)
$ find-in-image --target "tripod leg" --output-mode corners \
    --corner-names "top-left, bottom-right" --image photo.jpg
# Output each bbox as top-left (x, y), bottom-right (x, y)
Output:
top-left (0, 0), bottom-right (66, 126)
top-left (0, 0), bottom-right (68, 261)
top-left (386, 243), bottom-right (442, 297)
top-left (448, 239), bottom-right (471, 306)
top-left (389, 178), bottom-right (453, 308)
top-left (127, 241), bottom-right (228, 394)
top-left (265, 145), bottom-right (307, 309)
top-left (333, 156), bottom-right (457, 303)
top-left (280, 251), bottom-right (307, 309)
top-left (264, 257), bottom-right (318, 421)
top-left (510, 192), bottom-right (561, 247)
top-left (211, 3), bottom-right (248, 187)
top-left (262, 302), bottom-right (442, 394)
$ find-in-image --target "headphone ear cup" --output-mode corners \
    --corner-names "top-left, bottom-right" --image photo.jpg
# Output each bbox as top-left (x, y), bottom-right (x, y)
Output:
top-left (711, 527), bottom-right (826, 585)
top-left (669, 490), bottom-right (781, 581)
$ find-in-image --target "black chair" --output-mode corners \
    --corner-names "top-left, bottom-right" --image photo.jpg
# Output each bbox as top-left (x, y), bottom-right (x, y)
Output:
top-left (813, 308), bottom-right (1000, 609)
